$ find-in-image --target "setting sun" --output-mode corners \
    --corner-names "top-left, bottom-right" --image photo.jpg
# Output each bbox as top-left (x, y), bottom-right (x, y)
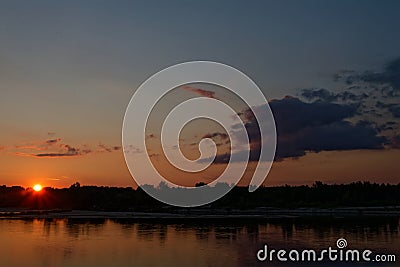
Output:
top-left (33, 184), bottom-right (42, 192)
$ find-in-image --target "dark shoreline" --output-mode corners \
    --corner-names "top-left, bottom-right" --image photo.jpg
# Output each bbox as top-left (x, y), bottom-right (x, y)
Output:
top-left (1, 206), bottom-right (399, 220)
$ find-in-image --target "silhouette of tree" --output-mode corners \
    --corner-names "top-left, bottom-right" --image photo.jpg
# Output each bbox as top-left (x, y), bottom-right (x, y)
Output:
top-left (0, 181), bottom-right (398, 211)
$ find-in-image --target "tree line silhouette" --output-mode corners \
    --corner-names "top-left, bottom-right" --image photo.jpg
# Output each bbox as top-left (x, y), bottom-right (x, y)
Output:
top-left (0, 181), bottom-right (399, 211)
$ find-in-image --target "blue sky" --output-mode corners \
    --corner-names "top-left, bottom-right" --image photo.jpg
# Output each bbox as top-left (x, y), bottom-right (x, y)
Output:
top-left (2, 0), bottom-right (400, 95)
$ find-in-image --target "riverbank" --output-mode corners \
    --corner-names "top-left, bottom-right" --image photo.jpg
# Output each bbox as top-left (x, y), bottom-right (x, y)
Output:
top-left (1, 206), bottom-right (400, 220)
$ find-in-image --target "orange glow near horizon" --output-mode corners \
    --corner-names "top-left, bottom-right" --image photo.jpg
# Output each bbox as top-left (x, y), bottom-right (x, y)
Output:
top-left (33, 184), bottom-right (42, 192)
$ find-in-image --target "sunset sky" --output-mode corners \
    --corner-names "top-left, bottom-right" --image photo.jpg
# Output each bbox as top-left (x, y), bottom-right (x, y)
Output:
top-left (1, 1), bottom-right (400, 188)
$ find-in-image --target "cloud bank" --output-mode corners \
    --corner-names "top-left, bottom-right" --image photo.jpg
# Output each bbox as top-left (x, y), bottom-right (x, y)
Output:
top-left (197, 57), bottom-right (400, 163)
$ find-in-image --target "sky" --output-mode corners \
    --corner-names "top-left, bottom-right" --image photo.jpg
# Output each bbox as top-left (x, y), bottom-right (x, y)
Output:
top-left (0, 0), bottom-right (400, 188)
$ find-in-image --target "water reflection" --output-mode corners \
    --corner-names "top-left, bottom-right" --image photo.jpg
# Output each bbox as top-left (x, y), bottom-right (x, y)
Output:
top-left (0, 217), bottom-right (397, 267)
top-left (65, 219), bottom-right (106, 239)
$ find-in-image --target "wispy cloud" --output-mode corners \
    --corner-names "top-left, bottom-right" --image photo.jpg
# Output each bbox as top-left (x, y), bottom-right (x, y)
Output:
top-left (123, 145), bottom-right (143, 154)
top-left (97, 143), bottom-right (121, 153)
top-left (46, 178), bottom-right (61, 181)
top-left (334, 57), bottom-right (400, 96)
top-left (12, 136), bottom-right (121, 158)
top-left (149, 153), bottom-right (160, 158)
top-left (45, 175), bottom-right (73, 181)
top-left (146, 133), bottom-right (157, 139)
top-left (298, 57), bottom-right (400, 142)
top-left (182, 85), bottom-right (219, 99)
top-left (33, 144), bottom-right (90, 157)
top-left (46, 138), bottom-right (61, 144)
top-left (301, 88), bottom-right (368, 103)
top-left (202, 132), bottom-right (228, 140)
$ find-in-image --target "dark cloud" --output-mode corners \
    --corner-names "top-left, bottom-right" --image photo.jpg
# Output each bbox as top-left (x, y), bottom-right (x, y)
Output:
top-left (98, 143), bottom-right (122, 152)
top-left (124, 145), bottom-right (143, 154)
top-left (206, 153), bottom-right (230, 164)
top-left (182, 85), bottom-right (219, 99)
top-left (270, 97), bottom-right (358, 134)
top-left (35, 152), bottom-right (93, 158)
top-left (63, 144), bottom-right (79, 153)
top-left (358, 58), bottom-right (400, 90)
top-left (268, 97), bottom-right (382, 159)
top-left (34, 144), bottom-right (90, 157)
top-left (334, 57), bottom-right (400, 97)
top-left (204, 97), bottom-right (386, 163)
top-left (301, 88), bottom-right (337, 102)
top-left (34, 153), bottom-right (79, 157)
top-left (46, 138), bottom-right (61, 144)
top-left (389, 105), bottom-right (400, 118)
top-left (275, 120), bottom-right (385, 159)
top-left (376, 101), bottom-right (400, 118)
top-left (300, 58), bottom-right (400, 147)
top-left (198, 58), bottom-right (400, 163)
top-left (14, 138), bottom-right (120, 158)
top-left (202, 132), bottom-right (228, 140)
top-left (300, 88), bottom-right (368, 103)
top-left (98, 143), bottom-right (112, 152)
top-left (146, 134), bottom-right (157, 139)
top-left (380, 121), bottom-right (396, 131)
top-left (390, 135), bottom-right (400, 149)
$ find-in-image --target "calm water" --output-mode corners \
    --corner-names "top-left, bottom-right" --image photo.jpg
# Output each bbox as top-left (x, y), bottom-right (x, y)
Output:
top-left (0, 217), bottom-right (398, 267)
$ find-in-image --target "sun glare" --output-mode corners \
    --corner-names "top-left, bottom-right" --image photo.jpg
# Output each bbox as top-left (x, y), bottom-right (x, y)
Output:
top-left (33, 184), bottom-right (42, 192)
